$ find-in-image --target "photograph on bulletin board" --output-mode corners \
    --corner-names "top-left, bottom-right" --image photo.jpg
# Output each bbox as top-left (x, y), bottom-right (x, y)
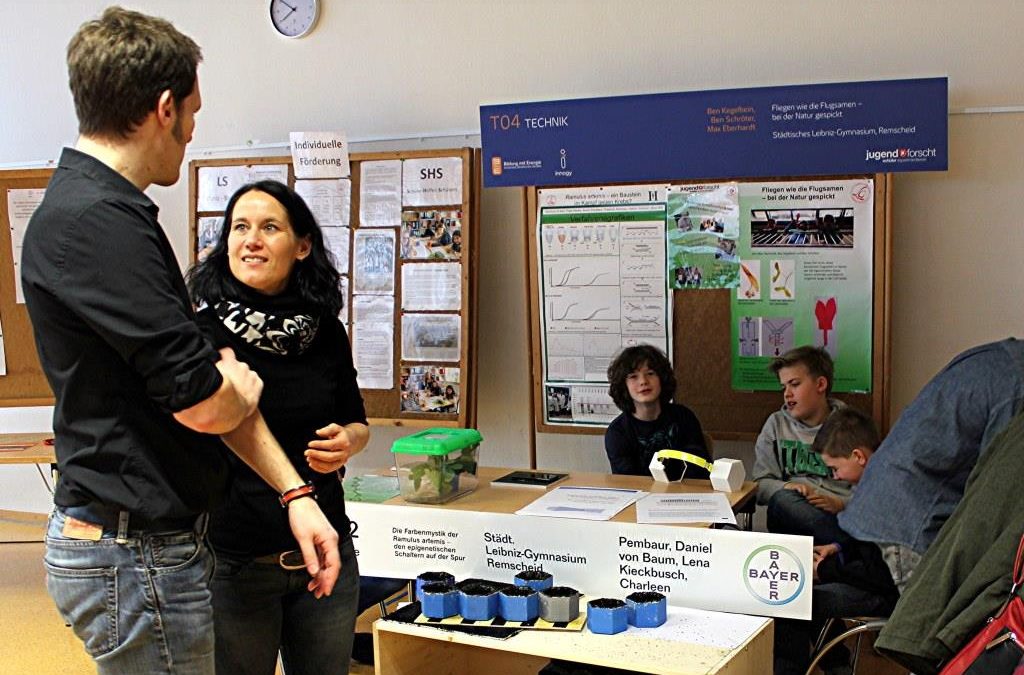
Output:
top-left (400, 210), bottom-right (462, 260)
top-left (731, 179), bottom-right (874, 393)
top-left (667, 183), bottom-right (740, 290)
top-left (400, 365), bottom-right (460, 414)
top-left (196, 216), bottom-right (220, 262)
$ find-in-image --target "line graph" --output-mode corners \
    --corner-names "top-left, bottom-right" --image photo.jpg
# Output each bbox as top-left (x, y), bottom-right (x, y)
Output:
top-left (545, 258), bottom-right (619, 289)
top-left (549, 300), bottom-right (617, 322)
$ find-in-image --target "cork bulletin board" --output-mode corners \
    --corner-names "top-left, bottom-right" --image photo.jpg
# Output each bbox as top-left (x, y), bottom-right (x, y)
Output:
top-left (189, 149), bottom-right (480, 429)
top-left (524, 174), bottom-right (893, 441)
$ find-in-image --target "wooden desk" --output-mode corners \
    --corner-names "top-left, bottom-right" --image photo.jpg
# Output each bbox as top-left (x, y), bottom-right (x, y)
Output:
top-left (0, 433), bottom-right (55, 539)
top-left (374, 606), bottom-right (772, 675)
top-left (368, 466), bottom-right (756, 528)
top-left (0, 433), bottom-right (55, 465)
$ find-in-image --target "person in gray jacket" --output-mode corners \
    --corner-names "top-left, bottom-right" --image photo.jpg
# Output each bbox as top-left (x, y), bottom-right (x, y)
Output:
top-left (752, 346), bottom-right (852, 544)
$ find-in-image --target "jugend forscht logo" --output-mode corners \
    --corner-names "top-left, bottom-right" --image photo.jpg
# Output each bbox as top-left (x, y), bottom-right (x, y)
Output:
top-left (865, 147), bottom-right (938, 164)
top-left (743, 545), bottom-right (805, 606)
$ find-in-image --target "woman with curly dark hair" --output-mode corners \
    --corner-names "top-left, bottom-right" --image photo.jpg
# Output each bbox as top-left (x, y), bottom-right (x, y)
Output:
top-left (604, 344), bottom-right (709, 479)
top-left (188, 180), bottom-right (367, 674)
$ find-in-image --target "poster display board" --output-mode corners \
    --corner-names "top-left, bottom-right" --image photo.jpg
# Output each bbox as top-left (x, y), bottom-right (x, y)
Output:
top-left (536, 186), bottom-right (671, 427)
top-left (525, 175), bottom-right (892, 439)
top-left (732, 179), bottom-right (875, 392)
top-left (0, 169), bottom-right (55, 406)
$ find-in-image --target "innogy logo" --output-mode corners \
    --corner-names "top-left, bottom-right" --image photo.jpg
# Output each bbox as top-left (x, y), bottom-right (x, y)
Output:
top-left (743, 545), bottom-right (805, 606)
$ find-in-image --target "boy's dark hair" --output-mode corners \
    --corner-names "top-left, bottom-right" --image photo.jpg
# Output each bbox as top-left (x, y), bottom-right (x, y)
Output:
top-left (606, 345), bottom-right (676, 414)
top-left (769, 345), bottom-right (834, 394)
top-left (68, 6), bottom-right (202, 138)
top-left (812, 407), bottom-right (880, 458)
top-left (187, 180), bottom-right (344, 317)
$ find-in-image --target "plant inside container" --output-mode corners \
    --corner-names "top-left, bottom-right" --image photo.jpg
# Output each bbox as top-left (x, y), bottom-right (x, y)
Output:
top-left (408, 446), bottom-right (478, 500)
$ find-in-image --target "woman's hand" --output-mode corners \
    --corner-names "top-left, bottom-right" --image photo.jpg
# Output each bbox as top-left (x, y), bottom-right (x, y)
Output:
top-left (305, 422), bottom-right (369, 474)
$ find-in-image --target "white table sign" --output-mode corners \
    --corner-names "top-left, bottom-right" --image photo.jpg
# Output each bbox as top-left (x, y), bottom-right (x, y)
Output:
top-left (347, 502), bottom-right (812, 619)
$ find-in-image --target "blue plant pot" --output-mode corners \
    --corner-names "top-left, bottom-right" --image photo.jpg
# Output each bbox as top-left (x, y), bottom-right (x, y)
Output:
top-left (416, 571), bottom-right (455, 601)
top-left (625, 592), bottom-right (667, 628)
top-left (498, 587), bottom-right (539, 622)
top-left (420, 583), bottom-right (459, 619)
top-left (459, 583), bottom-right (499, 621)
top-left (587, 598), bottom-right (628, 635)
top-left (513, 570), bottom-right (554, 592)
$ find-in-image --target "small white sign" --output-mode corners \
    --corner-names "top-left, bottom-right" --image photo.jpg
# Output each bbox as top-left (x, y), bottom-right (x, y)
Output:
top-left (290, 131), bottom-right (350, 179)
top-left (6, 187), bottom-right (45, 304)
top-left (197, 165), bottom-right (289, 211)
top-left (402, 157), bottom-right (463, 206)
top-left (359, 161), bottom-right (402, 227)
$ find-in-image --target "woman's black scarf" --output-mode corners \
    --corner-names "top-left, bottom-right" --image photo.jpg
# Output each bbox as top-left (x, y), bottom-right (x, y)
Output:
top-left (211, 281), bottom-right (319, 356)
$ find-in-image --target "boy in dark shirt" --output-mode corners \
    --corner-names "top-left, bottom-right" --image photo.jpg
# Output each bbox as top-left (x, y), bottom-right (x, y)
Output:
top-left (604, 345), bottom-right (710, 479)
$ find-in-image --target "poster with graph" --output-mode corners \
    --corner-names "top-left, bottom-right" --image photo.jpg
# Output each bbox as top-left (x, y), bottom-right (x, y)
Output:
top-left (536, 186), bottom-right (671, 425)
top-left (730, 179), bottom-right (874, 392)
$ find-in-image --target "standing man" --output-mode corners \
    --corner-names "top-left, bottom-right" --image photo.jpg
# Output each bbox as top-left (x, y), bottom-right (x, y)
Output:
top-left (22, 7), bottom-right (340, 673)
top-left (839, 338), bottom-right (1024, 590)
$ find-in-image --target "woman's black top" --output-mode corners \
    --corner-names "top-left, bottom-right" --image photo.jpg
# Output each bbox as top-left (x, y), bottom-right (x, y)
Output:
top-left (196, 281), bottom-right (366, 557)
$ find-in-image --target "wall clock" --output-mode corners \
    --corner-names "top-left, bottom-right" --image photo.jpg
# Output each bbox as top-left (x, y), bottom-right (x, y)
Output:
top-left (270, 0), bottom-right (320, 39)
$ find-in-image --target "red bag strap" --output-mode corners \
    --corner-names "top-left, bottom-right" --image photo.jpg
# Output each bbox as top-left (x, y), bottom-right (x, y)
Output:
top-left (1013, 532), bottom-right (1024, 592)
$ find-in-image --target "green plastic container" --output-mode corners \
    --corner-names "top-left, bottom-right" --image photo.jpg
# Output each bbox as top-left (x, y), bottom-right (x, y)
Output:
top-left (390, 428), bottom-right (483, 504)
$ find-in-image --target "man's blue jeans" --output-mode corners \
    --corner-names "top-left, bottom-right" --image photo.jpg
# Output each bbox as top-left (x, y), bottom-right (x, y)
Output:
top-left (44, 507), bottom-right (215, 675)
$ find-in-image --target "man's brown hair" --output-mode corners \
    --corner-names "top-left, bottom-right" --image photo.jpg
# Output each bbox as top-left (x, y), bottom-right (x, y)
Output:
top-left (67, 6), bottom-right (202, 138)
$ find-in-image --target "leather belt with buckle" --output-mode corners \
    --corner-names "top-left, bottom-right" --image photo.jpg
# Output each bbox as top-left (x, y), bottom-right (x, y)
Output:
top-left (252, 549), bottom-right (306, 570)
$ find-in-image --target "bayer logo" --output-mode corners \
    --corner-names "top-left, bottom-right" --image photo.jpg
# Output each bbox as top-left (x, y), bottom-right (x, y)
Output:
top-left (743, 545), bottom-right (805, 606)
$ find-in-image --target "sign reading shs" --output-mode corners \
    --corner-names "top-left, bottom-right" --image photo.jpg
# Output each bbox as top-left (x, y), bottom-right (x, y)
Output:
top-left (480, 77), bottom-right (947, 187)
top-left (403, 157), bottom-right (463, 207)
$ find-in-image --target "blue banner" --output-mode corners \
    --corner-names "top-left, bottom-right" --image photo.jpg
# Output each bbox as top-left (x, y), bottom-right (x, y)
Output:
top-left (480, 78), bottom-right (947, 187)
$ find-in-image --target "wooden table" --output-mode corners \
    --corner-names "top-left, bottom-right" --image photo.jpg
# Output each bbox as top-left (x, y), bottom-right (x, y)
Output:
top-left (366, 466), bottom-right (756, 527)
top-left (0, 433), bottom-right (54, 465)
top-left (0, 432), bottom-right (55, 539)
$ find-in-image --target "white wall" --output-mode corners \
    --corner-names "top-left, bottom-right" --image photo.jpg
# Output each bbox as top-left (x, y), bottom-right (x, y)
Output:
top-left (2, 1), bottom-right (1023, 511)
